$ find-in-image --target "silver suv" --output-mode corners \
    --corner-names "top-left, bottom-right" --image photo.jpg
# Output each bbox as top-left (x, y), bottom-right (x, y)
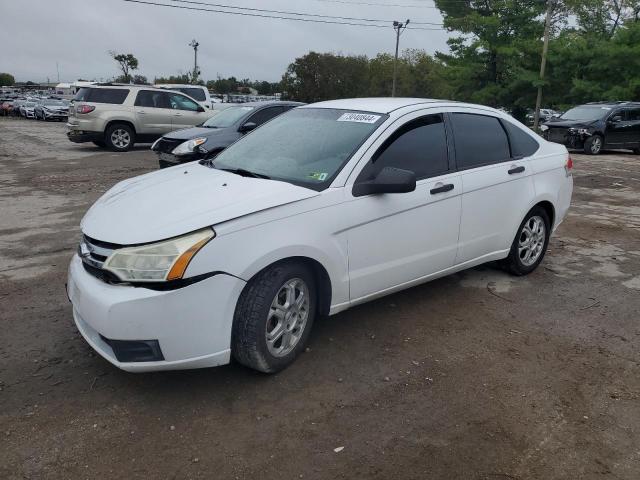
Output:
top-left (67, 84), bottom-right (212, 151)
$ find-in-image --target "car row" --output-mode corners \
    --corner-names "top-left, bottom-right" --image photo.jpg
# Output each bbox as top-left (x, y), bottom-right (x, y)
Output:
top-left (1, 96), bottom-right (69, 120)
top-left (542, 101), bottom-right (640, 155)
top-left (67, 97), bottom-right (573, 374)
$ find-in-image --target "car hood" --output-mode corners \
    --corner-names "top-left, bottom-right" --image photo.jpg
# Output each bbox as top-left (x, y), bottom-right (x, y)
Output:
top-left (162, 126), bottom-right (230, 141)
top-left (81, 162), bottom-right (319, 244)
top-left (543, 118), bottom-right (598, 129)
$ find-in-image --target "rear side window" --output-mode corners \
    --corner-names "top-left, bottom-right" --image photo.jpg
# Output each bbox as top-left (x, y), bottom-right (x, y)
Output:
top-left (74, 88), bottom-right (129, 104)
top-left (625, 108), bottom-right (640, 121)
top-left (357, 114), bottom-right (449, 182)
top-left (135, 90), bottom-right (171, 109)
top-left (450, 113), bottom-right (511, 169)
top-left (501, 119), bottom-right (540, 158)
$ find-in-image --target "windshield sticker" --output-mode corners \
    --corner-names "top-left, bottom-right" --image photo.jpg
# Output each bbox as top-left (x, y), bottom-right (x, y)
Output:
top-left (337, 112), bottom-right (381, 124)
top-left (308, 172), bottom-right (329, 181)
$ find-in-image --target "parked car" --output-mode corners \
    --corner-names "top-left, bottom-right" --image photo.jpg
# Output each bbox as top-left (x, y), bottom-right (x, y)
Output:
top-left (67, 98), bottom-right (573, 373)
top-left (155, 84), bottom-right (215, 110)
top-left (0, 99), bottom-right (14, 116)
top-left (152, 101), bottom-right (304, 168)
top-left (66, 84), bottom-right (213, 151)
top-left (526, 108), bottom-right (561, 125)
top-left (34, 99), bottom-right (69, 121)
top-left (20, 101), bottom-right (37, 118)
top-left (542, 101), bottom-right (640, 155)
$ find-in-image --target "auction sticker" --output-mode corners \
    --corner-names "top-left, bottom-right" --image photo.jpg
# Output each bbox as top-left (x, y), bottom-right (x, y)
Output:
top-left (337, 112), bottom-right (381, 124)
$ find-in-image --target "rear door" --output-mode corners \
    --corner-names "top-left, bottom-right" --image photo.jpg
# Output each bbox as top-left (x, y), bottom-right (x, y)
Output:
top-left (134, 90), bottom-right (173, 135)
top-left (450, 111), bottom-right (536, 264)
top-left (346, 112), bottom-right (462, 301)
top-left (167, 92), bottom-right (209, 130)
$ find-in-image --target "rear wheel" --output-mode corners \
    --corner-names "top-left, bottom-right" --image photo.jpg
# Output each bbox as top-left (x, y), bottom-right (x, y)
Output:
top-left (232, 261), bottom-right (316, 373)
top-left (503, 206), bottom-right (551, 276)
top-left (105, 123), bottom-right (135, 152)
top-left (584, 135), bottom-right (603, 155)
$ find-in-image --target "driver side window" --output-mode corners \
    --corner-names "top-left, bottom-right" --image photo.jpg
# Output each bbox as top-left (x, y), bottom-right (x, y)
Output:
top-left (356, 114), bottom-right (449, 183)
top-left (168, 93), bottom-right (200, 111)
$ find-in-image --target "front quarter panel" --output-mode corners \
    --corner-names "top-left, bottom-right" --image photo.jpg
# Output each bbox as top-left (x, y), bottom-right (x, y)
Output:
top-left (185, 189), bottom-right (351, 313)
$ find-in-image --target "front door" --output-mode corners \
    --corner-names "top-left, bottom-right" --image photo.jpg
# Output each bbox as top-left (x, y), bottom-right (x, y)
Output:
top-left (168, 92), bottom-right (208, 130)
top-left (346, 113), bottom-right (462, 301)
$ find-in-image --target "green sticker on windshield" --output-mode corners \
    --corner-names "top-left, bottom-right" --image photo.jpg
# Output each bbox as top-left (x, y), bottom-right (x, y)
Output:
top-left (308, 172), bottom-right (328, 181)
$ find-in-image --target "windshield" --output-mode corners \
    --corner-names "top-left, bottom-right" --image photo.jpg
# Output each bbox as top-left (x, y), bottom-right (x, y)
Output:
top-left (560, 106), bottom-right (609, 121)
top-left (202, 106), bottom-right (255, 128)
top-left (212, 108), bottom-right (387, 191)
top-left (176, 87), bottom-right (206, 101)
top-left (43, 100), bottom-right (64, 106)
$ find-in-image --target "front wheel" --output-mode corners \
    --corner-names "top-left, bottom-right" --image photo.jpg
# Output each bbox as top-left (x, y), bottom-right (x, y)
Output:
top-left (502, 207), bottom-right (551, 276)
top-left (584, 135), bottom-right (603, 155)
top-left (105, 123), bottom-right (135, 152)
top-left (232, 261), bottom-right (316, 373)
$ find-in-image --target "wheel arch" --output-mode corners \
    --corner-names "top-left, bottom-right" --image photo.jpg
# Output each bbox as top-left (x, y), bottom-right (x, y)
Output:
top-left (245, 256), bottom-right (333, 318)
top-left (104, 119), bottom-right (137, 136)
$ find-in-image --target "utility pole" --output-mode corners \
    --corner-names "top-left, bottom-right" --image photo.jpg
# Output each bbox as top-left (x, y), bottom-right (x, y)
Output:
top-left (189, 39), bottom-right (200, 84)
top-left (533, 0), bottom-right (553, 132)
top-left (56, 62), bottom-right (60, 83)
top-left (392, 19), bottom-right (410, 97)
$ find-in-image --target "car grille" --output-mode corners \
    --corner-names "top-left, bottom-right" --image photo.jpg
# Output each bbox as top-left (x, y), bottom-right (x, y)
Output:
top-left (78, 235), bottom-right (127, 284)
top-left (154, 137), bottom-right (183, 154)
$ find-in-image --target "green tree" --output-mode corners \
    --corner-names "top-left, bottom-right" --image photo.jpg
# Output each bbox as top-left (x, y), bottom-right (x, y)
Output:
top-left (434, 0), bottom-right (546, 108)
top-left (109, 52), bottom-right (139, 83)
top-left (0, 73), bottom-right (15, 86)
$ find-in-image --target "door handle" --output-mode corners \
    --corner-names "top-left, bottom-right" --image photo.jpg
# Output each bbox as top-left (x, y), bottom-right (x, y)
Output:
top-left (136, 110), bottom-right (146, 114)
top-left (173, 113), bottom-right (183, 117)
top-left (508, 165), bottom-right (525, 175)
top-left (430, 183), bottom-right (454, 195)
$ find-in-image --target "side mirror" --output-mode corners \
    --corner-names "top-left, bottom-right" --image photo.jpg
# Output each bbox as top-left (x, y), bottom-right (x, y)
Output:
top-left (353, 167), bottom-right (416, 197)
top-left (610, 115), bottom-right (623, 123)
top-left (197, 105), bottom-right (205, 113)
top-left (239, 122), bottom-right (257, 133)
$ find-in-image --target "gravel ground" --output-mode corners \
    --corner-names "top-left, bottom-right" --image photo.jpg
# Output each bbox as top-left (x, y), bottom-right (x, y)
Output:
top-left (1, 117), bottom-right (639, 480)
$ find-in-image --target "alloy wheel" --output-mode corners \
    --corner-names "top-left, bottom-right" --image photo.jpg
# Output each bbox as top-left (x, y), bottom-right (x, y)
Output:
top-left (111, 129), bottom-right (131, 149)
top-left (265, 278), bottom-right (310, 357)
top-left (590, 136), bottom-right (602, 154)
top-left (518, 215), bottom-right (546, 267)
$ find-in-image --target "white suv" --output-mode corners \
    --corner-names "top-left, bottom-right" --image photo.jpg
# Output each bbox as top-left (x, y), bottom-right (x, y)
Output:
top-left (67, 98), bottom-right (573, 373)
top-left (154, 84), bottom-right (215, 109)
top-left (67, 84), bottom-right (212, 151)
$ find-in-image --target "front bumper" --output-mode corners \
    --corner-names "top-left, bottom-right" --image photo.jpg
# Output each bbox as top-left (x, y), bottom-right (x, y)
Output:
top-left (44, 110), bottom-right (68, 120)
top-left (67, 255), bottom-right (246, 372)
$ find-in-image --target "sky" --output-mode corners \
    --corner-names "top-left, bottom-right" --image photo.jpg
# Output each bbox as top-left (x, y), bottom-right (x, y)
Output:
top-left (1, 0), bottom-right (452, 84)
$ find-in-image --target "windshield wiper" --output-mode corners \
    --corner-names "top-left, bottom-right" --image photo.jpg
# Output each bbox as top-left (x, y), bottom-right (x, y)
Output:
top-left (218, 167), bottom-right (271, 179)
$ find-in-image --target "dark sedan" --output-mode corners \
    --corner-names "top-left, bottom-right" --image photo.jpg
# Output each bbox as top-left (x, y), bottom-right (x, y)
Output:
top-left (152, 101), bottom-right (304, 168)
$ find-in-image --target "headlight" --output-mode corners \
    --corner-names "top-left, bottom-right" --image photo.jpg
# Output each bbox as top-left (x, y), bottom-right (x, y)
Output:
top-left (540, 125), bottom-right (549, 131)
top-left (103, 228), bottom-right (214, 282)
top-left (172, 137), bottom-right (207, 156)
top-left (577, 128), bottom-right (590, 136)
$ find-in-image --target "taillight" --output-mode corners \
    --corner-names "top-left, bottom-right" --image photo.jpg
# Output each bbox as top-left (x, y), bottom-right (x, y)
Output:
top-left (76, 105), bottom-right (95, 114)
top-left (565, 156), bottom-right (573, 176)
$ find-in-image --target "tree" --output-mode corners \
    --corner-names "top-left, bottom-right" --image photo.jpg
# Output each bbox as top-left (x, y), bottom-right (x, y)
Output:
top-left (434, 0), bottom-right (546, 108)
top-left (109, 52), bottom-right (139, 83)
top-left (115, 74), bottom-right (148, 84)
top-left (568, 0), bottom-right (640, 39)
top-left (0, 73), bottom-right (15, 86)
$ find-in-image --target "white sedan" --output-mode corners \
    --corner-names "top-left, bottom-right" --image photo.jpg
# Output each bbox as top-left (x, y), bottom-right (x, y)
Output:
top-left (67, 98), bottom-right (573, 373)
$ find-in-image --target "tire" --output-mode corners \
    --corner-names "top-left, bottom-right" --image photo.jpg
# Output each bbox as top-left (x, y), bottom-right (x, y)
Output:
top-left (232, 261), bottom-right (317, 373)
top-left (105, 123), bottom-right (135, 152)
top-left (92, 140), bottom-right (106, 148)
top-left (502, 206), bottom-right (551, 276)
top-left (583, 135), bottom-right (603, 155)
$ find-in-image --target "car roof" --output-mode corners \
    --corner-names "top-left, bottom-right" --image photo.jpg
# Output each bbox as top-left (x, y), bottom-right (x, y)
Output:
top-left (225, 100), bottom-right (304, 108)
top-left (302, 97), bottom-right (448, 114)
top-left (584, 101), bottom-right (640, 107)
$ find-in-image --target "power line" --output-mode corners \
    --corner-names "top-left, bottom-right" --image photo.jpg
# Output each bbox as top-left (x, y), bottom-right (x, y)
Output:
top-left (299, 0), bottom-right (443, 9)
top-left (121, 0), bottom-right (447, 30)
top-left (169, 0), bottom-right (444, 25)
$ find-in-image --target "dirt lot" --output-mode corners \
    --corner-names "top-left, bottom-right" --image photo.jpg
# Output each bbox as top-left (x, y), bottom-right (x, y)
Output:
top-left (1, 117), bottom-right (639, 480)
